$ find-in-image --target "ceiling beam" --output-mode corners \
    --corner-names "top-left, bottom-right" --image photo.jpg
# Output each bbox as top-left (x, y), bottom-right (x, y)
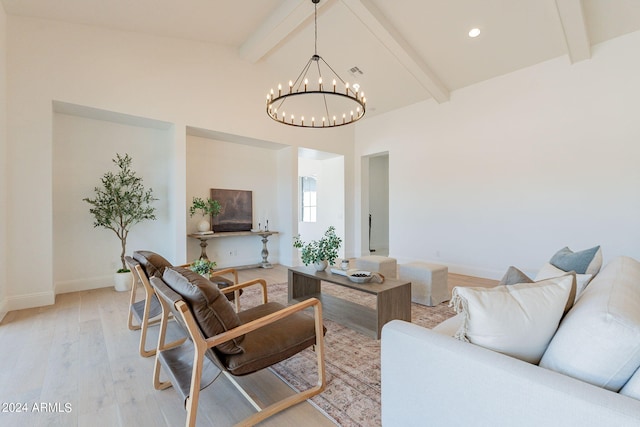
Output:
top-left (239, 0), bottom-right (331, 63)
top-left (340, 0), bottom-right (449, 103)
top-left (555, 0), bottom-right (591, 63)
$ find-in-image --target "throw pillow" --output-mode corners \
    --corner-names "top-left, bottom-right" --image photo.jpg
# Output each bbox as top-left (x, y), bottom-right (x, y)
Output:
top-left (499, 266), bottom-right (576, 315)
top-left (450, 275), bottom-right (574, 364)
top-left (549, 245), bottom-right (602, 275)
top-left (498, 266), bottom-right (533, 286)
top-left (163, 266), bottom-right (244, 355)
top-left (536, 263), bottom-right (592, 301)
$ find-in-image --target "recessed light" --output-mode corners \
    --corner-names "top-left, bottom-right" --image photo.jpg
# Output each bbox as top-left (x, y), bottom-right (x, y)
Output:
top-left (468, 28), bottom-right (481, 38)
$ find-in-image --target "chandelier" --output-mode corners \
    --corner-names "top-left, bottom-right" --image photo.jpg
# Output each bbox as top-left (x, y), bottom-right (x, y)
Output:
top-left (266, 0), bottom-right (366, 128)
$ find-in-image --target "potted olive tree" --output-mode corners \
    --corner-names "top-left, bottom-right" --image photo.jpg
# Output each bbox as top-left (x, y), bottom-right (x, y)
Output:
top-left (84, 153), bottom-right (157, 291)
top-left (293, 226), bottom-right (342, 271)
top-left (189, 197), bottom-right (222, 233)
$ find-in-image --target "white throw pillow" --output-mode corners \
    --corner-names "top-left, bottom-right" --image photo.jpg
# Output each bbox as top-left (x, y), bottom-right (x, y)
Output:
top-left (450, 275), bottom-right (573, 364)
top-left (535, 263), bottom-right (592, 301)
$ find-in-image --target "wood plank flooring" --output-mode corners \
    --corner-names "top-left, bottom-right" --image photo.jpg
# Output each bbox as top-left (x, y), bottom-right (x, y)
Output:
top-left (0, 264), bottom-right (496, 427)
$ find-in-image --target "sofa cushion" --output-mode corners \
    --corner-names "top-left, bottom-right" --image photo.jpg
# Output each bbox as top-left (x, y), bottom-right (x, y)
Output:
top-left (539, 256), bottom-right (640, 391)
top-left (621, 367), bottom-right (640, 400)
top-left (432, 313), bottom-right (463, 336)
top-left (450, 275), bottom-right (573, 364)
top-left (163, 266), bottom-right (244, 355)
top-left (536, 263), bottom-right (592, 302)
top-left (133, 250), bottom-right (173, 278)
top-left (549, 245), bottom-right (602, 275)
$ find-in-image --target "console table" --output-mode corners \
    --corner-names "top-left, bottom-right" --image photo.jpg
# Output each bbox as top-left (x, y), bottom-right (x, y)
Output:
top-left (187, 231), bottom-right (279, 268)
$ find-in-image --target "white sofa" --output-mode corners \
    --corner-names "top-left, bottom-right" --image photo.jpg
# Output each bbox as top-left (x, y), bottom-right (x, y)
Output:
top-left (381, 256), bottom-right (640, 426)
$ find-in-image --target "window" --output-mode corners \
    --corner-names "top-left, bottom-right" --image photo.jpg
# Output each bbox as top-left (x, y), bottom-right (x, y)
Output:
top-left (300, 176), bottom-right (317, 222)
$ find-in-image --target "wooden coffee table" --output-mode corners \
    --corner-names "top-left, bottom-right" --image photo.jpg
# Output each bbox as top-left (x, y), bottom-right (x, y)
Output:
top-left (288, 266), bottom-right (411, 339)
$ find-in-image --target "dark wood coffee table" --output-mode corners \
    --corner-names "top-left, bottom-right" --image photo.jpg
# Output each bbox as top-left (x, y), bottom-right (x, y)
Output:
top-left (287, 266), bottom-right (411, 339)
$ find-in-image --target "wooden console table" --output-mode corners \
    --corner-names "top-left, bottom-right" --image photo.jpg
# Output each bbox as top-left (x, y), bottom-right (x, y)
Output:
top-left (288, 266), bottom-right (411, 339)
top-left (188, 231), bottom-right (279, 268)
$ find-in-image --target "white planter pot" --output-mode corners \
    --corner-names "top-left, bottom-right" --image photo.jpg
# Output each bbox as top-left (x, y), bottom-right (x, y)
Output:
top-left (114, 271), bottom-right (133, 292)
top-left (314, 260), bottom-right (329, 271)
top-left (197, 219), bottom-right (211, 232)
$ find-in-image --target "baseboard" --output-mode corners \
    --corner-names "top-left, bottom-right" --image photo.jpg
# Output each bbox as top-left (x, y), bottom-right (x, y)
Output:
top-left (6, 290), bottom-right (55, 312)
top-left (55, 275), bottom-right (114, 295)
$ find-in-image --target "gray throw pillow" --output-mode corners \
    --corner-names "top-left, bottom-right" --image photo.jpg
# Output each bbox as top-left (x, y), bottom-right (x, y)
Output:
top-left (498, 266), bottom-right (534, 286)
top-left (550, 246), bottom-right (601, 275)
top-left (498, 266), bottom-right (576, 315)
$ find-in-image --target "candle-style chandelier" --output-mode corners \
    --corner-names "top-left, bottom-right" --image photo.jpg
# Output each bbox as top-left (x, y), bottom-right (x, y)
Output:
top-left (266, 0), bottom-right (366, 128)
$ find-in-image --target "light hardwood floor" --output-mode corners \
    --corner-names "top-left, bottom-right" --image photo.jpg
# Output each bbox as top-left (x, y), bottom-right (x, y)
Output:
top-left (0, 264), bottom-right (496, 427)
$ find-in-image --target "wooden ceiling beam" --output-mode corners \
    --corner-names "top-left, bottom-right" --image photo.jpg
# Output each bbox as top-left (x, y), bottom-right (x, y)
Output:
top-left (340, 0), bottom-right (449, 103)
top-left (555, 0), bottom-right (591, 63)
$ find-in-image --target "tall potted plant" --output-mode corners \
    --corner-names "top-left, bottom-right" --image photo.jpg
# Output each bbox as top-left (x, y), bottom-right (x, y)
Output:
top-left (293, 226), bottom-right (342, 271)
top-left (84, 153), bottom-right (157, 291)
top-left (189, 197), bottom-right (222, 233)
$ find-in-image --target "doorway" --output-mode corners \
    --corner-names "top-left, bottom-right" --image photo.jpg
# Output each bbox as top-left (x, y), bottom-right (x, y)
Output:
top-left (366, 153), bottom-right (389, 256)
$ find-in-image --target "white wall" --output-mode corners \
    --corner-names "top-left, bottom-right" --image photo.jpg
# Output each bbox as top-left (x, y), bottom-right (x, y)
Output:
top-left (0, 2), bottom-right (7, 320)
top-left (53, 111), bottom-right (174, 293)
top-left (5, 16), bottom-right (354, 310)
top-left (356, 31), bottom-right (640, 279)
top-left (185, 134), bottom-right (281, 268)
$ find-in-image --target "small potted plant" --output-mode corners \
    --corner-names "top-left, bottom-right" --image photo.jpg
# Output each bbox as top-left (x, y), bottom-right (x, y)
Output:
top-left (189, 197), bottom-right (222, 233)
top-left (293, 226), bottom-right (342, 271)
top-left (190, 258), bottom-right (217, 279)
top-left (83, 153), bottom-right (157, 291)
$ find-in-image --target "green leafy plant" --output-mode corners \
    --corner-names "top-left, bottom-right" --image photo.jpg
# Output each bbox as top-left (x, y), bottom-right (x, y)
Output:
top-left (190, 259), bottom-right (217, 275)
top-left (293, 226), bottom-right (342, 266)
top-left (83, 153), bottom-right (157, 272)
top-left (189, 197), bottom-right (222, 218)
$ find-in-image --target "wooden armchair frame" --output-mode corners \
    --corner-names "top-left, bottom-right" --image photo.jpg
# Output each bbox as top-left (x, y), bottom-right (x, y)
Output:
top-left (150, 277), bottom-right (326, 427)
top-left (125, 255), bottom-right (239, 357)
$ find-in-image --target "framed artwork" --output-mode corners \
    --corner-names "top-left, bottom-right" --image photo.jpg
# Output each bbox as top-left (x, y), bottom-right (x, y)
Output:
top-left (210, 188), bottom-right (253, 232)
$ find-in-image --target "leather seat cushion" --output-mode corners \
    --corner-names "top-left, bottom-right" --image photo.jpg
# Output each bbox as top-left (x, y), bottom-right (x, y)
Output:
top-left (133, 250), bottom-right (173, 278)
top-left (163, 267), bottom-right (244, 355)
top-left (220, 301), bottom-right (322, 376)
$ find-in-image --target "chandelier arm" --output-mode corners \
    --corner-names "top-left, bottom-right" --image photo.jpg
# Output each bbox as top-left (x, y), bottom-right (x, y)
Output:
top-left (314, 58), bottom-right (330, 119)
top-left (293, 57), bottom-right (315, 92)
top-left (318, 56), bottom-right (355, 96)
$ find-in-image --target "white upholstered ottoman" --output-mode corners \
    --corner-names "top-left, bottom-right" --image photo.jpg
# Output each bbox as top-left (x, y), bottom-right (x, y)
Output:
top-left (398, 262), bottom-right (449, 306)
top-left (355, 255), bottom-right (397, 279)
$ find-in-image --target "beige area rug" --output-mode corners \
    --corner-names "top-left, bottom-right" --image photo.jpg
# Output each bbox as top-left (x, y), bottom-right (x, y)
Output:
top-left (239, 281), bottom-right (456, 427)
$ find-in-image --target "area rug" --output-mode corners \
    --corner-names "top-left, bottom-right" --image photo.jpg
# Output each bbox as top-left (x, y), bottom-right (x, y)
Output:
top-left (238, 281), bottom-right (456, 427)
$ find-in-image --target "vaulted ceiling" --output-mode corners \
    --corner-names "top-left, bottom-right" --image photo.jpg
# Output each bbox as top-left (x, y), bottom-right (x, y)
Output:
top-left (3, 0), bottom-right (640, 117)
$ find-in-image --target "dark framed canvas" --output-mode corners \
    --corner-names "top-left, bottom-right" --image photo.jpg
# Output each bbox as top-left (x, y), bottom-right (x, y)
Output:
top-left (210, 189), bottom-right (253, 232)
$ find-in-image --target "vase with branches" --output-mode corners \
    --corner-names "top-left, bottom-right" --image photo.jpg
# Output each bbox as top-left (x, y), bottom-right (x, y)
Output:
top-left (83, 153), bottom-right (157, 275)
top-left (293, 226), bottom-right (342, 271)
top-left (189, 197), bottom-right (222, 232)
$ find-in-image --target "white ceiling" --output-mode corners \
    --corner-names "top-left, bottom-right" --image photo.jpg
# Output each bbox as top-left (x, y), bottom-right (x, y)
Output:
top-left (3, 0), bottom-right (640, 117)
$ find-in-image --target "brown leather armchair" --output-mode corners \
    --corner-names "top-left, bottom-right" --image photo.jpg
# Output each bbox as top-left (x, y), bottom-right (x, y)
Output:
top-left (150, 267), bottom-right (326, 427)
